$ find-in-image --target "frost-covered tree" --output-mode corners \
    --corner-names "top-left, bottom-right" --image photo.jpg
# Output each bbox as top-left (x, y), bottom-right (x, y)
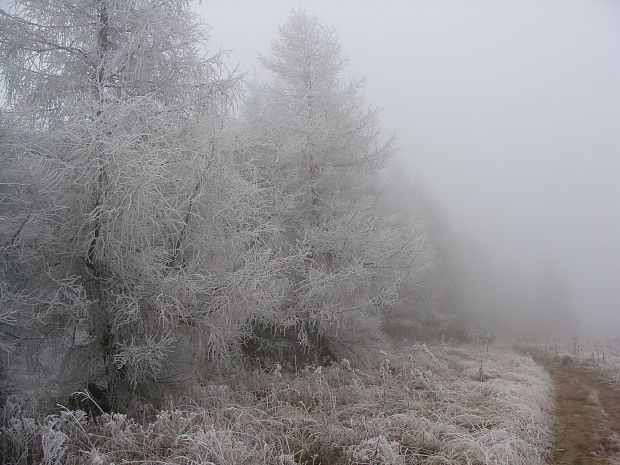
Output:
top-left (250, 9), bottom-right (392, 222)
top-left (377, 170), bottom-right (470, 342)
top-left (242, 9), bottom-right (421, 359)
top-left (0, 0), bottom-right (299, 407)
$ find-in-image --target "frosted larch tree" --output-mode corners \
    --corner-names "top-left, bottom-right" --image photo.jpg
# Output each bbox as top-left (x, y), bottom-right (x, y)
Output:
top-left (0, 0), bottom-right (300, 408)
top-left (242, 9), bottom-right (421, 360)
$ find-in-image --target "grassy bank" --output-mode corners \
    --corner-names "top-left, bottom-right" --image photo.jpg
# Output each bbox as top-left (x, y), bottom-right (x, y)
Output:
top-left (1, 344), bottom-right (553, 465)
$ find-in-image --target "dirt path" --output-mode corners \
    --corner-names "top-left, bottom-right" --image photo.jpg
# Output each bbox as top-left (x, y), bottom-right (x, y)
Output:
top-left (534, 356), bottom-right (620, 465)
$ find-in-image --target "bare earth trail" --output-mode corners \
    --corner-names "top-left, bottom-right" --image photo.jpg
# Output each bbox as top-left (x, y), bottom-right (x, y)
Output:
top-left (533, 355), bottom-right (620, 465)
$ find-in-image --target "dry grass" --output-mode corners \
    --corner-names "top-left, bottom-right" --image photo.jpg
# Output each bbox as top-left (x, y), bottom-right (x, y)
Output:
top-left (1, 344), bottom-right (553, 465)
top-left (525, 338), bottom-right (620, 388)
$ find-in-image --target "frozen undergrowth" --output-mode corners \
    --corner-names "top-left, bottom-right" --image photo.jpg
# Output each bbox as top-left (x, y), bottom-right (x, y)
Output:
top-left (1, 345), bottom-right (553, 465)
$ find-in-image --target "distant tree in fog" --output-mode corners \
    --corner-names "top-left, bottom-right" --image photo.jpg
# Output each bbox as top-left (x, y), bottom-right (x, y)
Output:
top-left (377, 170), bottom-right (471, 341)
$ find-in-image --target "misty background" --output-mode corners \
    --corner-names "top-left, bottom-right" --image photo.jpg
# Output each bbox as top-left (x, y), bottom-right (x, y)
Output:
top-left (197, 0), bottom-right (620, 337)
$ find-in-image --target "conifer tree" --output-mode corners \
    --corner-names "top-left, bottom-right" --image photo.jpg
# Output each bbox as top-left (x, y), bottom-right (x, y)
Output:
top-left (243, 9), bottom-right (417, 358)
top-left (0, 0), bottom-right (294, 407)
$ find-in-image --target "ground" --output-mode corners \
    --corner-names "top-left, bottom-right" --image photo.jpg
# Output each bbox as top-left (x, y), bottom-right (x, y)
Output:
top-left (533, 355), bottom-right (620, 465)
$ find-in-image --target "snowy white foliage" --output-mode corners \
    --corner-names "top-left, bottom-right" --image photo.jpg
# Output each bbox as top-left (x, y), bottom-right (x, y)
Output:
top-left (0, 0), bottom-right (294, 402)
top-left (240, 9), bottom-right (426, 349)
top-left (0, 0), bottom-right (438, 416)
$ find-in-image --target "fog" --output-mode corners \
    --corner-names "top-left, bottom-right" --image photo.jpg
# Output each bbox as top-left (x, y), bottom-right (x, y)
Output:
top-left (198, 0), bottom-right (620, 337)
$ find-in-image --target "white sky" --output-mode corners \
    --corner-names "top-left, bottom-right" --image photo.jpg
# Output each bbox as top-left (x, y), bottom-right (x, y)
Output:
top-left (197, 0), bottom-right (620, 336)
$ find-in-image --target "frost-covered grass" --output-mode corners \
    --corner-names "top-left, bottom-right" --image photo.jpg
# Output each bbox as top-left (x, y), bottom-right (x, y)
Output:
top-left (524, 338), bottom-right (620, 386)
top-left (1, 344), bottom-right (553, 465)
